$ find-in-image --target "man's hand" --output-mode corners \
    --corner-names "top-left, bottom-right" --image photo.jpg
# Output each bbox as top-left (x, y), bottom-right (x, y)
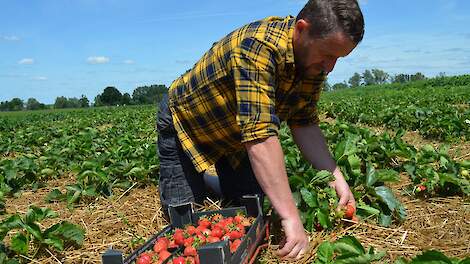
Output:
top-left (277, 215), bottom-right (309, 259)
top-left (329, 167), bottom-right (355, 209)
top-left (245, 136), bottom-right (308, 259)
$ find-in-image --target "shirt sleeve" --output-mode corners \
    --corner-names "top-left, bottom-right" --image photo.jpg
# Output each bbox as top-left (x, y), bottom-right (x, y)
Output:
top-left (229, 37), bottom-right (280, 143)
top-left (286, 74), bottom-right (326, 128)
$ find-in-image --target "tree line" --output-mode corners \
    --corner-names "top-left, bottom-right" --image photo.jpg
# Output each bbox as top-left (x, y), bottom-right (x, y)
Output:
top-left (325, 69), bottom-right (429, 91)
top-left (0, 84), bottom-right (168, 112)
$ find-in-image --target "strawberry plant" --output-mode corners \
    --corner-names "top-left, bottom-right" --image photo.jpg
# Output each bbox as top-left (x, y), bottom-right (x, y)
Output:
top-left (394, 250), bottom-right (470, 264)
top-left (313, 235), bottom-right (385, 264)
top-left (0, 206), bottom-right (84, 259)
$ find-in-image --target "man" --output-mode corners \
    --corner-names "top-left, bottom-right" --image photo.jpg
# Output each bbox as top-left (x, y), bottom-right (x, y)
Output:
top-left (156, 0), bottom-right (364, 259)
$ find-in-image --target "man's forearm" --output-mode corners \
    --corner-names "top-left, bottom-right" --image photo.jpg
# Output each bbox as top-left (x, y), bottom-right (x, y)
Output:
top-left (291, 124), bottom-right (337, 173)
top-left (244, 136), bottom-right (300, 220)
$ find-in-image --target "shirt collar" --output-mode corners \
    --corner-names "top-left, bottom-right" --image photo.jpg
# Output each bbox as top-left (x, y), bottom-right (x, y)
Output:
top-left (286, 16), bottom-right (295, 65)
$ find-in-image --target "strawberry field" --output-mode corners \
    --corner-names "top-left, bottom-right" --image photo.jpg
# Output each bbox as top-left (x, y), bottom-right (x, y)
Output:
top-left (1, 76), bottom-right (469, 263)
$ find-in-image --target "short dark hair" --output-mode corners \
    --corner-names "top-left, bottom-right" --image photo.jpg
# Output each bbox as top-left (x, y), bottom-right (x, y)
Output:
top-left (296, 0), bottom-right (364, 44)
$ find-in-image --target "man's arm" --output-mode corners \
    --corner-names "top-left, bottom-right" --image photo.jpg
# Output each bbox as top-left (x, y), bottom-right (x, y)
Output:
top-left (245, 136), bottom-right (308, 259)
top-left (290, 124), bottom-right (355, 208)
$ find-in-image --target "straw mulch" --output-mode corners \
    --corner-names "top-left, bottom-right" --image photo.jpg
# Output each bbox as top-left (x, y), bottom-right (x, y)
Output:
top-left (3, 169), bottom-right (469, 263)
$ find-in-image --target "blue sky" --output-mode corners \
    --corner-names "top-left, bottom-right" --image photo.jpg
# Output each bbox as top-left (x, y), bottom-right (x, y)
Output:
top-left (1, 0), bottom-right (469, 104)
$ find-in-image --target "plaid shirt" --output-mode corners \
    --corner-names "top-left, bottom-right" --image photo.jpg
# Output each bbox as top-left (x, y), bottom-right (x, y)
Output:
top-left (168, 16), bottom-right (325, 173)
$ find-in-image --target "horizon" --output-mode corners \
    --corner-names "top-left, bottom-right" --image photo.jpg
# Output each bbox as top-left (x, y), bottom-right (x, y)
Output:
top-left (1, 0), bottom-right (469, 104)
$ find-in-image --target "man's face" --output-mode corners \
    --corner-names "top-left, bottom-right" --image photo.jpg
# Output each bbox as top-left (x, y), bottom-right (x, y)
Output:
top-left (293, 19), bottom-right (357, 78)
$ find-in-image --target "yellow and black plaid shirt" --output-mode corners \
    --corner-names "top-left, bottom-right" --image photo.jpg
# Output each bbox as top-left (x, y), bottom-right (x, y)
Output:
top-left (168, 16), bottom-right (325, 173)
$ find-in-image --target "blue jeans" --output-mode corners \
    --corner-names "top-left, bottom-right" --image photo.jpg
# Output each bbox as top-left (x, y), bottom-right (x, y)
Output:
top-left (156, 94), bottom-right (263, 217)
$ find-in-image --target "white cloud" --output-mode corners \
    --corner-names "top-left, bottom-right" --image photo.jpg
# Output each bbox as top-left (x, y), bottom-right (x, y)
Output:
top-left (18, 58), bottom-right (34, 65)
top-left (87, 56), bottom-right (110, 64)
top-left (2, 35), bottom-right (20, 41)
top-left (32, 76), bottom-right (48, 81)
top-left (123, 59), bottom-right (135, 64)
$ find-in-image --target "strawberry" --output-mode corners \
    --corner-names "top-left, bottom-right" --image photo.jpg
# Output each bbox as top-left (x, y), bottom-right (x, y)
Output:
top-left (136, 252), bottom-right (152, 264)
top-left (344, 204), bottom-right (355, 219)
top-left (210, 227), bottom-right (223, 238)
top-left (230, 239), bottom-right (241, 253)
top-left (172, 256), bottom-right (185, 264)
top-left (158, 250), bottom-right (171, 262)
top-left (234, 215), bottom-right (244, 224)
top-left (153, 238), bottom-right (168, 253)
top-left (184, 245), bottom-right (197, 257)
top-left (417, 185), bottom-right (426, 192)
top-left (207, 236), bottom-right (220, 243)
top-left (198, 217), bottom-right (211, 228)
top-left (185, 225), bottom-right (198, 236)
top-left (211, 214), bottom-right (223, 222)
top-left (183, 236), bottom-right (194, 247)
top-left (228, 230), bottom-right (243, 240)
top-left (174, 231), bottom-right (185, 246)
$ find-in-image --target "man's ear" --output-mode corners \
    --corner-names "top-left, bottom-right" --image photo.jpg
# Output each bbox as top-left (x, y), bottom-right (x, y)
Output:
top-left (295, 19), bottom-right (310, 34)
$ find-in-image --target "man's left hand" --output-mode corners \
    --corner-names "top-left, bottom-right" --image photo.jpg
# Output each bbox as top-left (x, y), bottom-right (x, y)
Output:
top-left (329, 167), bottom-right (355, 209)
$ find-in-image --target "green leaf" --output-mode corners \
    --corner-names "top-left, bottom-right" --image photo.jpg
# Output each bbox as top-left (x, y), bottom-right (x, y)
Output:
top-left (44, 236), bottom-right (64, 251)
top-left (0, 215), bottom-right (23, 239)
top-left (317, 209), bottom-right (331, 229)
top-left (10, 233), bottom-right (29, 254)
top-left (378, 213), bottom-right (392, 227)
top-left (20, 222), bottom-right (43, 241)
top-left (334, 255), bottom-right (372, 264)
top-left (356, 204), bottom-right (381, 217)
top-left (375, 169), bottom-right (400, 183)
top-left (334, 235), bottom-right (365, 256)
top-left (348, 154), bottom-right (362, 177)
top-left (49, 222), bottom-right (85, 246)
top-left (409, 250), bottom-right (453, 264)
top-left (316, 241), bottom-right (334, 264)
top-left (45, 189), bottom-right (65, 203)
top-left (374, 186), bottom-right (407, 221)
top-left (300, 188), bottom-right (318, 208)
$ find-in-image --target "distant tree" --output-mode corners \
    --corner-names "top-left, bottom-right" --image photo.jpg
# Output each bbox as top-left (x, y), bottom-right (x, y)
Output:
top-left (79, 95), bottom-right (89, 108)
top-left (100, 86), bottom-right (122, 106)
top-left (67, 97), bottom-right (81, 108)
top-left (371, 69), bottom-right (389, 84)
top-left (9, 98), bottom-right (24, 111)
top-left (26, 98), bottom-right (45, 110)
top-left (121, 93), bottom-right (132, 105)
top-left (0, 101), bottom-right (8, 111)
top-left (411, 72), bottom-right (426, 81)
top-left (362, 70), bottom-right (375, 85)
top-left (94, 94), bottom-right (103, 107)
top-left (54, 96), bottom-right (68, 109)
top-left (332, 82), bottom-right (349, 90)
top-left (392, 74), bottom-right (410, 84)
top-left (132, 84), bottom-right (168, 105)
top-left (348, 72), bottom-right (362, 87)
top-left (322, 79), bottom-right (332, 92)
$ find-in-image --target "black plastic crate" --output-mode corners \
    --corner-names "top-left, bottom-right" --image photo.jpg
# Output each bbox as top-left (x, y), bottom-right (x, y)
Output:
top-left (102, 195), bottom-right (267, 264)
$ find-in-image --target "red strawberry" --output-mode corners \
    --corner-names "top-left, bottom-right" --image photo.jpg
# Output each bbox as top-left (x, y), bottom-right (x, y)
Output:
top-left (153, 238), bottom-right (168, 253)
top-left (185, 225), bottom-right (198, 236)
top-left (172, 256), bottom-right (185, 264)
top-left (207, 236), bottom-right (220, 243)
top-left (211, 214), bottom-right (223, 222)
top-left (344, 204), bottom-right (355, 219)
top-left (228, 230), bottom-right (242, 240)
top-left (183, 236), bottom-right (194, 247)
top-left (184, 245), bottom-right (197, 257)
top-left (136, 253), bottom-right (152, 264)
top-left (198, 217), bottom-right (211, 228)
top-left (174, 231), bottom-right (185, 246)
top-left (210, 228), bottom-right (223, 238)
top-left (230, 239), bottom-right (241, 253)
top-left (159, 250), bottom-right (171, 262)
